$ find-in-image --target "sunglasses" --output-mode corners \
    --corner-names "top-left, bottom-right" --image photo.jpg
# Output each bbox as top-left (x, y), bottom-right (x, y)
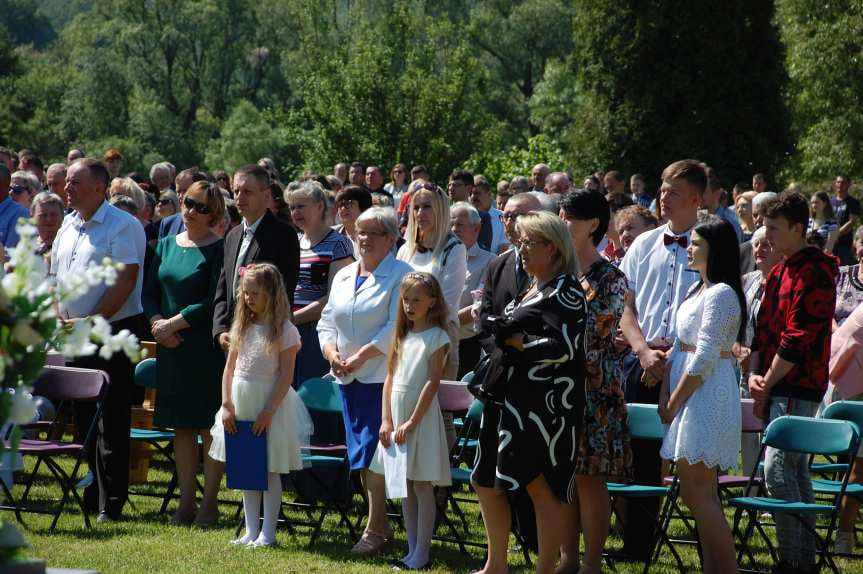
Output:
top-left (10, 184), bottom-right (28, 195)
top-left (157, 198), bottom-right (173, 206)
top-left (183, 197), bottom-right (211, 214)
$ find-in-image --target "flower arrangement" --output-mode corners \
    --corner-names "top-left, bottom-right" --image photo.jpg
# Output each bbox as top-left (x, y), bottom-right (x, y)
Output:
top-left (0, 218), bottom-right (141, 563)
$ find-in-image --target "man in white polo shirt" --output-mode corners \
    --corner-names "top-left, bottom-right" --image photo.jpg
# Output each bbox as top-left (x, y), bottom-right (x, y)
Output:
top-left (51, 158), bottom-right (146, 523)
top-left (617, 159), bottom-right (706, 559)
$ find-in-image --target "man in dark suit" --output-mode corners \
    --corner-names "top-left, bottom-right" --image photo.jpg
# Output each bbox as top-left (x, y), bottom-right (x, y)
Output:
top-left (470, 192), bottom-right (541, 568)
top-left (212, 164), bottom-right (299, 351)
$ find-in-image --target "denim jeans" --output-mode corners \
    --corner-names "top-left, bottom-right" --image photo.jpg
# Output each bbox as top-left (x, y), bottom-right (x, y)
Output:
top-left (764, 396), bottom-right (820, 567)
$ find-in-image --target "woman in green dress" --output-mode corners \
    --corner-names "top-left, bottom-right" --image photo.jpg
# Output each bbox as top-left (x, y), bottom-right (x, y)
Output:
top-left (143, 181), bottom-right (226, 526)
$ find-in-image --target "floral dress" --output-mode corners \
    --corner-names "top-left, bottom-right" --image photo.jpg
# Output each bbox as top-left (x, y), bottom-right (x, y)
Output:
top-left (574, 259), bottom-right (633, 481)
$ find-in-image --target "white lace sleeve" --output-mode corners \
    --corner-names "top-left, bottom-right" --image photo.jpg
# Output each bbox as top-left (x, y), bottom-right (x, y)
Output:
top-left (686, 284), bottom-right (741, 379)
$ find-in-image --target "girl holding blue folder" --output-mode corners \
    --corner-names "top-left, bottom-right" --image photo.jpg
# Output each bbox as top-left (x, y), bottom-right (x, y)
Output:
top-left (209, 263), bottom-right (313, 548)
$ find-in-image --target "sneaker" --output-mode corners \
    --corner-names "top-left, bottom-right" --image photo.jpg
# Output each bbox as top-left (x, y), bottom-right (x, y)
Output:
top-left (834, 530), bottom-right (855, 555)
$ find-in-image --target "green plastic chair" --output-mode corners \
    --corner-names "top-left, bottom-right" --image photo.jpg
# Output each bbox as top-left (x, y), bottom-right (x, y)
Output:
top-left (133, 358), bottom-right (158, 390)
top-left (606, 403), bottom-right (685, 573)
top-left (283, 377), bottom-right (356, 547)
top-left (729, 415), bottom-right (860, 574)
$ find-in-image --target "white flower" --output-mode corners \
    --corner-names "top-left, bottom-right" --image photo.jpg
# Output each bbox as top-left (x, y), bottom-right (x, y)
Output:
top-left (7, 388), bottom-right (42, 425)
top-left (11, 320), bottom-right (44, 347)
top-left (61, 320), bottom-right (97, 357)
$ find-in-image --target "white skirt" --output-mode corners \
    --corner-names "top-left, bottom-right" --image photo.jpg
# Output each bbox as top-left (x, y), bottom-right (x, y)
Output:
top-left (209, 377), bottom-right (313, 474)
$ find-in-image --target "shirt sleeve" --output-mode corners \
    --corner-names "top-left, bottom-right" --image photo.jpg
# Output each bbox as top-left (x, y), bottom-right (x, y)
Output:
top-left (141, 238), bottom-right (164, 320)
top-left (332, 233), bottom-right (355, 262)
top-left (619, 244), bottom-right (638, 293)
top-left (368, 269), bottom-right (408, 354)
top-left (440, 242), bottom-right (468, 325)
top-left (686, 284), bottom-right (740, 379)
top-left (282, 321), bottom-right (302, 351)
top-left (110, 217), bottom-right (145, 265)
top-left (777, 260), bottom-right (837, 364)
top-left (849, 197), bottom-right (862, 216)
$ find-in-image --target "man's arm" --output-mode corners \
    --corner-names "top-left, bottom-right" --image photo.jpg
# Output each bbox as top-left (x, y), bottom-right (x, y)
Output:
top-left (93, 264), bottom-right (138, 320)
top-left (620, 291), bottom-right (666, 381)
top-left (838, 213), bottom-right (859, 237)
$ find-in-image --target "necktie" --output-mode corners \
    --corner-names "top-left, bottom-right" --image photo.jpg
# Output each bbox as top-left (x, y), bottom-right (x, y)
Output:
top-left (663, 233), bottom-right (688, 248)
top-left (233, 226), bottom-right (255, 289)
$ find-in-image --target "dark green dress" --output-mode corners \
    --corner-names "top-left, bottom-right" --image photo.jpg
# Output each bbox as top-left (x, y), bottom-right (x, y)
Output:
top-left (142, 236), bottom-right (225, 429)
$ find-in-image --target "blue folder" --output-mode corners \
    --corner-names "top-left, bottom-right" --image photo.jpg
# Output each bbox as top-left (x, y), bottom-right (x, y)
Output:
top-left (225, 421), bottom-right (268, 490)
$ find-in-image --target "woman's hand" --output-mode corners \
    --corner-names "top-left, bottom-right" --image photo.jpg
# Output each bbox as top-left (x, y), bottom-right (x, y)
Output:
top-left (378, 419), bottom-right (394, 448)
top-left (221, 402), bottom-right (238, 434)
top-left (151, 318), bottom-right (179, 340)
top-left (252, 408), bottom-right (274, 436)
top-left (327, 350), bottom-right (349, 377)
top-left (658, 402), bottom-right (675, 424)
top-left (156, 332), bottom-right (183, 348)
top-left (342, 352), bottom-right (367, 374)
top-left (394, 419), bottom-right (416, 445)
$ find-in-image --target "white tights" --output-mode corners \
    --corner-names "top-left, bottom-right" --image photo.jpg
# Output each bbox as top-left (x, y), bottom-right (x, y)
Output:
top-left (237, 472), bottom-right (282, 545)
top-left (401, 480), bottom-right (435, 568)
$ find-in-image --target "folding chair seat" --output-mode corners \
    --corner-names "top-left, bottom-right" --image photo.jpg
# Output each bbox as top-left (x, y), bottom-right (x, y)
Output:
top-left (0, 366), bottom-right (108, 531)
top-left (730, 415), bottom-right (860, 574)
top-left (278, 377), bottom-right (357, 547)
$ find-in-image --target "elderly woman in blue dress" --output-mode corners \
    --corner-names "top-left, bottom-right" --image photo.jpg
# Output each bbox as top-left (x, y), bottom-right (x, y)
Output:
top-left (318, 207), bottom-right (413, 555)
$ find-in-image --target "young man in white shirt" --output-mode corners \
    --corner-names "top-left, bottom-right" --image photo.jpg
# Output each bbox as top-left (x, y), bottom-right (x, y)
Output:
top-left (52, 158), bottom-right (147, 522)
top-left (617, 159), bottom-right (706, 559)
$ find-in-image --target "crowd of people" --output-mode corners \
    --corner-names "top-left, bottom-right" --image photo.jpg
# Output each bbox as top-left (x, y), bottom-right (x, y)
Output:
top-left (0, 143), bottom-right (862, 574)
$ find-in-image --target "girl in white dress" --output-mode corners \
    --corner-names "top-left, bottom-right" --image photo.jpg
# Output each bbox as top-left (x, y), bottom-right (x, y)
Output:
top-left (659, 216), bottom-right (745, 574)
top-left (209, 263), bottom-right (312, 548)
top-left (370, 271), bottom-right (452, 570)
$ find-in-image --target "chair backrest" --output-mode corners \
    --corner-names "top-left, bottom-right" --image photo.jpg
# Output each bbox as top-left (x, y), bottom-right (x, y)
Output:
top-left (762, 415), bottom-right (859, 456)
top-left (626, 403), bottom-right (664, 441)
top-left (438, 381), bottom-right (474, 412)
top-left (741, 398), bottom-right (765, 433)
top-left (45, 352), bottom-right (66, 366)
top-left (466, 398), bottom-right (484, 423)
top-left (32, 366), bottom-right (108, 403)
top-left (140, 341), bottom-right (157, 360)
top-left (461, 371), bottom-right (474, 384)
top-left (134, 358), bottom-right (158, 389)
top-left (821, 401), bottom-right (863, 435)
top-left (297, 378), bottom-right (343, 414)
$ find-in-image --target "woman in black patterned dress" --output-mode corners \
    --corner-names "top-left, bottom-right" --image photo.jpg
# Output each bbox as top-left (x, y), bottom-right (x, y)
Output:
top-left (471, 211), bottom-right (588, 574)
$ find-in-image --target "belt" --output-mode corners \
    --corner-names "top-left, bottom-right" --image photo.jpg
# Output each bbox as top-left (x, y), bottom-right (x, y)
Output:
top-left (678, 341), bottom-right (733, 359)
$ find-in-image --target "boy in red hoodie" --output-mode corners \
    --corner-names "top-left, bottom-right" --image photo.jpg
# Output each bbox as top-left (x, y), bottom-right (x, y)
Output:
top-left (749, 191), bottom-right (839, 574)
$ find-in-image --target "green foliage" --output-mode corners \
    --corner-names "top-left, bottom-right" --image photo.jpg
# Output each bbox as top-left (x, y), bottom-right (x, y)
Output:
top-left (465, 134), bottom-right (565, 184)
top-left (0, 0), bottom-right (56, 49)
top-left (566, 0), bottom-right (791, 187)
top-left (775, 0), bottom-right (863, 182)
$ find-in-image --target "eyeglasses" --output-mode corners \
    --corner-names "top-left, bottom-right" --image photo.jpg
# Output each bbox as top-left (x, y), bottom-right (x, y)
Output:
top-left (10, 184), bottom-right (28, 195)
top-left (183, 197), bottom-right (211, 214)
top-left (336, 199), bottom-right (357, 209)
top-left (516, 238), bottom-right (548, 250)
top-left (356, 229), bottom-right (389, 239)
top-left (502, 212), bottom-right (524, 223)
top-left (157, 198), bottom-right (173, 206)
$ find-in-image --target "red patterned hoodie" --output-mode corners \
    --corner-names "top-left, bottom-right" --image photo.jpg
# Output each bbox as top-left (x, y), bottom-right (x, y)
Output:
top-left (753, 246), bottom-right (839, 402)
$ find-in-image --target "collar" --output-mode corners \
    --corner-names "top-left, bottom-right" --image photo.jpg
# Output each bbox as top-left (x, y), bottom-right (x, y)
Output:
top-left (243, 212), bottom-right (266, 235)
top-left (74, 199), bottom-right (110, 226)
top-left (365, 252), bottom-right (396, 278)
top-left (662, 221), bottom-right (693, 238)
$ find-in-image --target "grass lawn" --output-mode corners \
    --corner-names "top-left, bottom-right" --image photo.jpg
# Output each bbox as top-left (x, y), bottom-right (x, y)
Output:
top-left (6, 450), bottom-right (863, 573)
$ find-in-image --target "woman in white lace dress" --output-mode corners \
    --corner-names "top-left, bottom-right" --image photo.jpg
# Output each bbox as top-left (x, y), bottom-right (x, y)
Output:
top-left (659, 216), bottom-right (745, 574)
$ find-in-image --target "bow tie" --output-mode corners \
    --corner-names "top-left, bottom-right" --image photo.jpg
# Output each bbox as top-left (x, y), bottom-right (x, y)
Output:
top-left (663, 233), bottom-right (688, 248)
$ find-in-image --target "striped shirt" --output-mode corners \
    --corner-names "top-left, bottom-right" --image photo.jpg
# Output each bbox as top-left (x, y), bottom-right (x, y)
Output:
top-left (293, 229), bottom-right (354, 308)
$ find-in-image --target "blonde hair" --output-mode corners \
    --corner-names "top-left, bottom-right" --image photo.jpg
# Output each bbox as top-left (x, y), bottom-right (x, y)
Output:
top-left (229, 263), bottom-right (292, 355)
top-left (403, 185), bottom-right (451, 259)
top-left (387, 272), bottom-right (452, 377)
top-left (182, 180), bottom-right (226, 226)
top-left (515, 211), bottom-right (580, 277)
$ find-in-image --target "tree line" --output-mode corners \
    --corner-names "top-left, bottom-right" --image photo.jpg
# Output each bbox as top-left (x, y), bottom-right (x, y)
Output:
top-left (0, 0), bottom-right (861, 190)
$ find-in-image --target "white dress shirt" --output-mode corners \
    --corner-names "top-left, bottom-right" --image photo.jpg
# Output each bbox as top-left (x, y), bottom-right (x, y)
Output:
top-left (619, 223), bottom-right (699, 347)
top-left (457, 243), bottom-right (497, 339)
top-left (233, 213), bottom-right (266, 283)
top-left (52, 200), bottom-right (146, 321)
top-left (317, 253), bottom-right (414, 384)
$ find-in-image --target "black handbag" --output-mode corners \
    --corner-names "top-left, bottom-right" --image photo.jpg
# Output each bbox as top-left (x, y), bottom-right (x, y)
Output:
top-left (468, 347), bottom-right (506, 404)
